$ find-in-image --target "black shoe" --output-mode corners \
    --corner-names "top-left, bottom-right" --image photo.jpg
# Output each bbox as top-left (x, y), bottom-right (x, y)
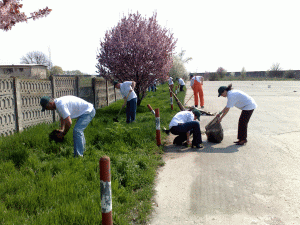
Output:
top-left (192, 143), bottom-right (204, 149)
top-left (163, 127), bottom-right (170, 135)
top-left (201, 106), bottom-right (204, 109)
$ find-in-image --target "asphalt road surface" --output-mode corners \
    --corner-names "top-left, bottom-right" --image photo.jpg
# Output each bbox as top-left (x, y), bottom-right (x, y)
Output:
top-left (150, 81), bottom-right (300, 225)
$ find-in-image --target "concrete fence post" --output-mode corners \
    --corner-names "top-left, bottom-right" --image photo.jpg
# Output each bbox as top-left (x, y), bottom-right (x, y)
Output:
top-left (99, 156), bottom-right (113, 225)
top-left (12, 77), bottom-right (23, 132)
top-left (50, 75), bottom-right (57, 122)
top-left (147, 104), bottom-right (155, 115)
top-left (155, 108), bottom-right (161, 146)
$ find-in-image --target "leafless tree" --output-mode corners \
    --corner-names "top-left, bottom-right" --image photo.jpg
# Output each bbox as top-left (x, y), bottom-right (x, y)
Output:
top-left (20, 51), bottom-right (51, 68)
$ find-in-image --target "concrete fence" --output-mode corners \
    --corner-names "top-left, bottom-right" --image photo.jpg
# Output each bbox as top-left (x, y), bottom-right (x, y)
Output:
top-left (0, 75), bottom-right (122, 137)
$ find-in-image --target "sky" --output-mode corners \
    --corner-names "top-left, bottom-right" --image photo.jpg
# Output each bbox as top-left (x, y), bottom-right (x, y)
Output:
top-left (1, 0), bottom-right (300, 75)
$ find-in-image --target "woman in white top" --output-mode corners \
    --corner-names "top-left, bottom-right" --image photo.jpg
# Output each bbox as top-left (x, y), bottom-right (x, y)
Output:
top-left (217, 84), bottom-right (257, 145)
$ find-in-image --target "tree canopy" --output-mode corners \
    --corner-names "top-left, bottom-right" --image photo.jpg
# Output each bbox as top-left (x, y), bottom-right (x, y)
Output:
top-left (0, 0), bottom-right (51, 31)
top-left (20, 51), bottom-right (51, 67)
top-left (96, 12), bottom-right (177, 105)
top-left (169, 50), bottom-right (192, 81)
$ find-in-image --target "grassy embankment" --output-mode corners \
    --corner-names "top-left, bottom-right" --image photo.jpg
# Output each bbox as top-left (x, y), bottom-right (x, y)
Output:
top-left (0, 83), bottom-right (184, 225)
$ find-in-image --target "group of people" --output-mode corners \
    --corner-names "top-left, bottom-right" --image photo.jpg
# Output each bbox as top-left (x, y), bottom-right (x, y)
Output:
top-left (40, 80), bottom-right (137, 157)
top-left (40, 76), bottom-right (257, 157)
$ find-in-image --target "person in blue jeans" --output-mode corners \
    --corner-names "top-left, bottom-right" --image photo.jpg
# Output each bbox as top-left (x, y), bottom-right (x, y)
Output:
top-left (168, 109), bottom-right (203, 148)
top-left (114, 80), bottom-right (137, 123)
top-left (40, 95), bottom-right (96, 157)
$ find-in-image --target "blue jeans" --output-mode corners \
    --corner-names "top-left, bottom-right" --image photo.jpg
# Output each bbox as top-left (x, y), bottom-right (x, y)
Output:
top-left (170, 121), bottom-right (202, 145)
top-left (73, 108), bottom-right (95, 157)
top-left (126, 98), bottom-right (137, 123)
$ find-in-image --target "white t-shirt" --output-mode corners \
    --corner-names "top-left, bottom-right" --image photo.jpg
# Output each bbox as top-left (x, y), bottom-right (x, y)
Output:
top-left (168, 77), bottom-right (173, 85)
top-left (190, 76), bottom-right (203, 86)
top-left (169, 111), bottom-right (194, 129)
top-left (178, 78), bottom-right (185, 85)
top-left (120, 81), bottom-right (137, 101)
top-left (226, 90), bottom-right (257, 110)
top-left (55, 95), bottom-right (94, 119)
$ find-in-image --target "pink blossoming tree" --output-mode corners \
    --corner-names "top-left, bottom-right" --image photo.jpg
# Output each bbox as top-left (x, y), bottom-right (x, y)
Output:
top-left (0, 0), bottom-right (51, 31)
top-left (96, 12), bottom-right (177, 105)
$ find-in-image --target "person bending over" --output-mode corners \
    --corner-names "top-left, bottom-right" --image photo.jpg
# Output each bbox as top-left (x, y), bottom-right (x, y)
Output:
top-left (40, 95), bottom-right (95, 157)
top-left (217, 84), bottom-right (257, 145)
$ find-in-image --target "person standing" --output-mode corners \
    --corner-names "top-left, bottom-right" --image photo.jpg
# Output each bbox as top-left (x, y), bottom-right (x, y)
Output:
top-left (168, 76), bottom-right (174, 91)
top-left (217, 84), bottom-right (257, 145)
top-left (190, 74), bottom-right (204, 108)
top-left (114, 81), bottom-right (137, 123)
top-left (168, 109), bottom-right (203, 148)
top-left (177, 77), bottom-right (185, 92)
top-left (40, 95), bottom-right (96, 157)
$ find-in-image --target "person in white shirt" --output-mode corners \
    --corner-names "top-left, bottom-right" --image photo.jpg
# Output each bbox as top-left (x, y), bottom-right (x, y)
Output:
top-left (190, 74), bottom-right (204, 108)
top-left (168, 77), bottom-right (174, 91)
top-left (40, 95), bottom-right (96, 157)
top-left (114, 81), bottom-right (137, 123)
top-left (168, 109), bottom-right (203, 148)
top-left (217, 84), bottom-right (257, 145)
top-left (177, 78), bottom-right (185, 91)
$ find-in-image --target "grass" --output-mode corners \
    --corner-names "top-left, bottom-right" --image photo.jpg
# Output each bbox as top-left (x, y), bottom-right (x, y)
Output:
top-left (0, 83), bottom-right (185, 225)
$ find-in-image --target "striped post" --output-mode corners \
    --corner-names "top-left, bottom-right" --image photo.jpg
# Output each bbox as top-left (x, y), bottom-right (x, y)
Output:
top-left (170, 90), bottom-right (173, 110)
top-left (147, 104), bottom-right (155, 115)
top-left (99, 156), bottom-right (113, 225)
top-left (155, 108), bottom-right (161, 146)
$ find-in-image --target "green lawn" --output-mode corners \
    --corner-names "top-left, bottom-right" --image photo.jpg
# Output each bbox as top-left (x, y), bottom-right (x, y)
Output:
top-left (0, 83), bottom-right (185, 225)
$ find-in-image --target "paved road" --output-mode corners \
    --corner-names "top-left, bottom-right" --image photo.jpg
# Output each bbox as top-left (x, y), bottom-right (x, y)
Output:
top-left (150, 81), bottom-right (300, 225)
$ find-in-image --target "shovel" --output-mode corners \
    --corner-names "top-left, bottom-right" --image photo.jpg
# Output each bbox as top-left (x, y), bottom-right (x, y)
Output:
top-left (113, 88), bottom-right (132, 122)
top-left (113, 105), bottom-right (125, 122)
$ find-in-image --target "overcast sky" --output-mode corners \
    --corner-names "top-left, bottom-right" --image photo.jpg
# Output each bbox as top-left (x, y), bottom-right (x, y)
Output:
top-left (1, 0), bottom-right (299, 74)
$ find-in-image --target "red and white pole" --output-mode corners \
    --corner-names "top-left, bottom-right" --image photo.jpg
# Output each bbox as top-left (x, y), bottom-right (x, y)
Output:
top-left (99, 156), bottom-right (113, 225)
top-left (147, 104), bottom-right (155, 115)
top-left (155, 108), bottom-right (161, 146)
top-left (170, 90), bottom-right (173, 110)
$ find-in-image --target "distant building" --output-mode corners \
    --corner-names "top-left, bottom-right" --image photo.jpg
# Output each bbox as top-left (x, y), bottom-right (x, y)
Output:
top-left (0, 64), bottom-right (47, 79)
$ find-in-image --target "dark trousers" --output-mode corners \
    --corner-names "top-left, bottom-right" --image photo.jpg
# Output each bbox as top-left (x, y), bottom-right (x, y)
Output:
top-left (170, 121), bottom-right (202, 145)
top-left (126, 98), bottom-right (137, 123)
top-left (180, 85), bottom-right (184, 91)
top-left (238, 109), bottom-right (254, 141)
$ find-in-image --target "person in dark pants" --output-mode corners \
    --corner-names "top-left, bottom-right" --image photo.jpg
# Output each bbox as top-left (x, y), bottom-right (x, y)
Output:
top-left (217, 84), bottom-right (257, 145)
top-left (114, 81), bottom-right (137, 123)
top-left (168, 109), bottom-right (203, 148)
top-left (177, 77), bottom-right (185, 92)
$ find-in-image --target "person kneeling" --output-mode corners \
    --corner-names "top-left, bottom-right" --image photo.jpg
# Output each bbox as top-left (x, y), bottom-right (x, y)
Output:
top-left (168, 109), bottom-right (203, 148)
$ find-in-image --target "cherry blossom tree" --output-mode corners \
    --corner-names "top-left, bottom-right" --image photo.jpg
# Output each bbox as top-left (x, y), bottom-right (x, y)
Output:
top-left (0, 0), bottom-right (51, 31)
top-left (96, 12), bottom-right (177, 105)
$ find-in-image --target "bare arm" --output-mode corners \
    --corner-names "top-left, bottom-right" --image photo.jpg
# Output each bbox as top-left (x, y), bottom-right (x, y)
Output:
top-left (131, 81), bottom-right (136, 89)
top-left (59, 116), bottom-right (72, 136)
top-left (217, 107), bottom-right (230, 122)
